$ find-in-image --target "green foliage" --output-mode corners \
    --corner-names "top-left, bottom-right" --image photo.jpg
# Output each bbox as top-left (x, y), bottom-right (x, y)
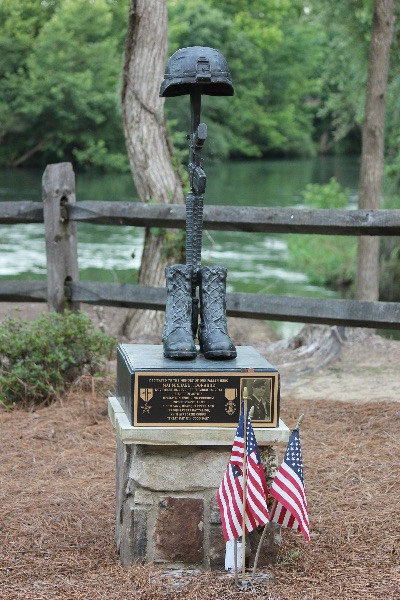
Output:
top-left (312, 0), bottom-right (372, 146)
top-left (312, 0), bottom-right (400, 183)
top-left (287, 233), bottom-right (356, 290)
top-left (150, 227), bottom-right (186, 263)
top-left (167, 0), bottom-right (323, 160)
top-left (161, 229), bottom-right (186, 262)
top-left (0, 311), bottom-right (116, 408)
top-left (302, 177), bottom-right (349, 208)
top-left (380, 238), bottom-right (400, 302)
top-left (72, 140), bottom-right (129, 173)
top-left (278, 547), bottom-right (302, 566)
top-left (1, 0), bottom-right (399, 170)
top-left (379, 189), bottom-right (400, 300)
top-left (287, 178), bottom-right (356, 291)
top-left (0, 0), bottom-right (129, 171)
top-left (385, 67), bottom-right (400, 191)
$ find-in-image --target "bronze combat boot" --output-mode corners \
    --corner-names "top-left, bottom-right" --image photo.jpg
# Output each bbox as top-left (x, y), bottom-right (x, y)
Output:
top-left (198, 266), bottom-right (237, 359)
top-left (162, 264), bottom-right (197, 359)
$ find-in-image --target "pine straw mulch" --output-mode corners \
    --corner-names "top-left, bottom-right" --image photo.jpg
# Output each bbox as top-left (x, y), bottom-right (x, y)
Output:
top-left (0, 387), bottom-right (399, 600)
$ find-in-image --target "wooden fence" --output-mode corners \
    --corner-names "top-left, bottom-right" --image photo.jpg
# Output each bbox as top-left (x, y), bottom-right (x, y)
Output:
top-left (1, 161), bottom-right (400, 330)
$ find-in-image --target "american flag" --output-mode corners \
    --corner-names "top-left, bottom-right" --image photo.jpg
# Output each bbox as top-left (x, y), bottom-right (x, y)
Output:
top-left (270, 426), bottom-right (310, 543)
top-left (217, 410), bottom-right (270, 541)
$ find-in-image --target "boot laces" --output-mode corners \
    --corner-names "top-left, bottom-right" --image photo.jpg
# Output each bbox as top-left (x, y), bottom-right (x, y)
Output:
top-left (168, 276), bottom-right (191, 334)
top-left (203, 273), bottom-right (226, 331)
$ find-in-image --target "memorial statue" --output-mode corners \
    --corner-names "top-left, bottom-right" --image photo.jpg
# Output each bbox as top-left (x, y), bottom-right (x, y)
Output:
top-left (160, 46), bottom-right (237, 361)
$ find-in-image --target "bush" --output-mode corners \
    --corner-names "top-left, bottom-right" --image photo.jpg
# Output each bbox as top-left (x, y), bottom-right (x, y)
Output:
top-left (287, 178), bottom-right (356, 293)
top-left (301, 177), bottom-right (349, 209)
top-left (0, 311), bottom-right (116, 409)
top-left (287, 233), bottom-right (356, 291)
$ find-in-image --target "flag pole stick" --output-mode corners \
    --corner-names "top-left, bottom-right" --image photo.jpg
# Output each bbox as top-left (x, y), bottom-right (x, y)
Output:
top-left (234, 538), bottom-right (238, 585)
top-left (241, 386), bottom-right (248, 579)
top-left (251, 413), bottom-right (305, 580)
top-left (251, 499), bottom-right (277, 579)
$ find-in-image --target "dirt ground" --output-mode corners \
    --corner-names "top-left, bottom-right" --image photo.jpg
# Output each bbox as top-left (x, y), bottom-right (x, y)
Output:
top-left (1, 303), bottom-right (399, 599)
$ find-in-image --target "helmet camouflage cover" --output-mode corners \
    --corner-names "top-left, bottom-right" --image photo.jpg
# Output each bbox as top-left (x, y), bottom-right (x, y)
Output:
top-left (160, 46), bottom-right (234, 97)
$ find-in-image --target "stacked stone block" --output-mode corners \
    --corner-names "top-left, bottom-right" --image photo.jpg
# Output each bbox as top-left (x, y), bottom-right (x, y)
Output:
top-left (115, 438), bottom-right (281, 569)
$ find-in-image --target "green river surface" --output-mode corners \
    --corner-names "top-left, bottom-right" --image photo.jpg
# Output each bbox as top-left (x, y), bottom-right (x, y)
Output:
top-left (0, 155), bottom-right (360, 338)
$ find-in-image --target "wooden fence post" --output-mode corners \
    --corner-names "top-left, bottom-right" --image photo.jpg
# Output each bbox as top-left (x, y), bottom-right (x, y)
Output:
top-left (42, 162), bottom-right (79, 313)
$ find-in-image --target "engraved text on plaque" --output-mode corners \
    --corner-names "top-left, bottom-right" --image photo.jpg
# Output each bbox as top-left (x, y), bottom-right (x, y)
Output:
top-left (134, 371), bottom-right (279, 427)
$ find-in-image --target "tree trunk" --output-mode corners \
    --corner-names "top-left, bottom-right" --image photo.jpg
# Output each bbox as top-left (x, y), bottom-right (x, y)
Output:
top-left (355, 0), bottom-right (395, 301)
top-left (121, 0), bottom-right (184, 340)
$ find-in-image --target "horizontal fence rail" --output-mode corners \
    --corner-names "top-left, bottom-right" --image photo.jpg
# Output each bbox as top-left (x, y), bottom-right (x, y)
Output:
top-left (0, 281), bottom-right (48, 302)
top-left (68, 282), bottom-right (400, 329)
top-left (2, 199), bottom-right (400, 236)
top-left (1, 162), bottom-right (399, 330)
top-left (1, 280), bottom-right (399, 330)
top-left (0, 201), bottom-right (44, 223)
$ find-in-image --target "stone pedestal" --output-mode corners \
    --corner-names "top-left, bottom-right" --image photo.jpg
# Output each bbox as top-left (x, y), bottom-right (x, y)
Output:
top-left (109, 396), bottom-right (289, 569)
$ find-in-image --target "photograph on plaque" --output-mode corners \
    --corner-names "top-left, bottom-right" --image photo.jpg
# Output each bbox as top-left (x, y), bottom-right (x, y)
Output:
top-left (241, 377), bottom-right (274, 425)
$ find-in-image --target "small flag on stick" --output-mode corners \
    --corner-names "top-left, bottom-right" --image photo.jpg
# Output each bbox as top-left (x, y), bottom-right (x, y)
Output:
top-left (217, 408), bottom-right (270, 541)
top-left (270, 424), bottom-right (310, 543)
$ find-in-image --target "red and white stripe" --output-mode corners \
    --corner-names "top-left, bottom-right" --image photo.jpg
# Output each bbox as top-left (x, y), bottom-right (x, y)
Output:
top-left (218, 463), bottom-right (244, 540)
top-left (270, 462), bottom-right (310, 543)
top-left (217, 449), bottom-right (270, 542)
top-left (230, 435), bottom-right (244, 467)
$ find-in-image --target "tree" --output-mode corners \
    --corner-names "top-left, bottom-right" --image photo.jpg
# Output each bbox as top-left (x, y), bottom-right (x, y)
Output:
top-left (312, 0), bottom-right (372, 151)
top-left (0, 0), bottom-right (129, 170)
top-left (0, 0), bottom-right (58, 162)
top-left (121, 0), bottom-right (185, 339)
top-left (167, 0), bottom-right (324, 160)
top-left (355, 0), bottom-right (395, 301)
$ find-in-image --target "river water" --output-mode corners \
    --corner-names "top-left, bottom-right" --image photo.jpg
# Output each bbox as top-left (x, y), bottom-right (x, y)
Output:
top-left (0, 155), bottom-right (360, 337)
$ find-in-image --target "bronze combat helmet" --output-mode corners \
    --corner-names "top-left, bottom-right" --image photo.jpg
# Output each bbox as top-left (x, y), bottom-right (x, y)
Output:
top-left (159, 46), bottom-right (234, 98)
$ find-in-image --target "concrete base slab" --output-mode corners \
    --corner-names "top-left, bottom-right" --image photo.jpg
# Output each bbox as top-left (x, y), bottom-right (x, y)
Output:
top-left (108, 396), bottom-right (290, 446)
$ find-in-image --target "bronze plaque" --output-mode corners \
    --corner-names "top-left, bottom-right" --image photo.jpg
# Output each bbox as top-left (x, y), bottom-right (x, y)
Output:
top-left (134, 371), bottom-right (279, 427)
